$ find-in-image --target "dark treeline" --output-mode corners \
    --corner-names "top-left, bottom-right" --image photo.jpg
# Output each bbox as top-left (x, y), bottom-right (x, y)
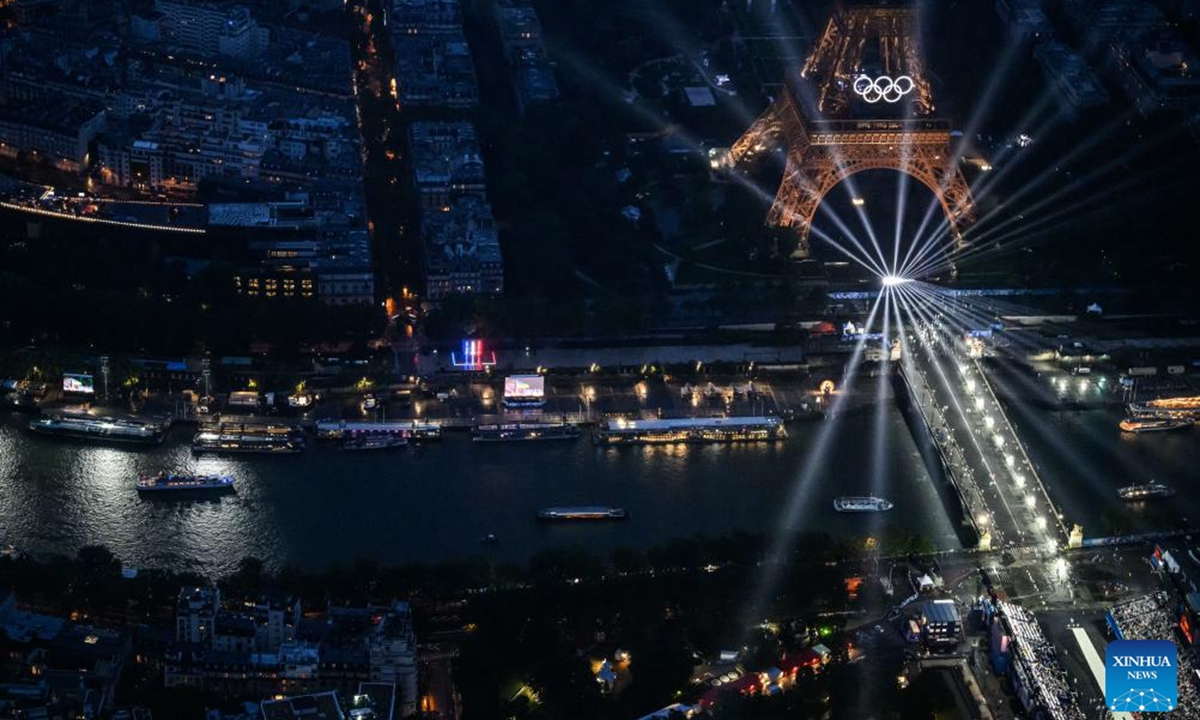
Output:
top-left (0, 528), bottom-right (941, 718)
top-left (0, 529), bottom-right (937, 618)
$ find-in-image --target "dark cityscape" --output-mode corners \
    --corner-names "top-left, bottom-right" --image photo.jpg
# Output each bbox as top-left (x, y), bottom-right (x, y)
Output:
top-left (1, 0), bottom-right (1200, 718)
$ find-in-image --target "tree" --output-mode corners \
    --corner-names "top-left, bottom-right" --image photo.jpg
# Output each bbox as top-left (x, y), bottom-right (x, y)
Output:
top-left (223, 556), bottom-right (266, 597)
top-left (73, 545), bottom-right (124, 610)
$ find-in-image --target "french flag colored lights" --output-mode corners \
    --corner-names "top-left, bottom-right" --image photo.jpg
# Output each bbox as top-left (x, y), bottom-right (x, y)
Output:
top-left (451, 339), bottom-right (496, 369)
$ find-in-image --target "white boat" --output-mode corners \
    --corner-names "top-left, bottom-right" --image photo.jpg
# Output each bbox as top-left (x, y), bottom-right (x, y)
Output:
top-left (536, 506), bottom-right (628, 521)
top-left (834, 496), bottom-right (894, 512)
top-left (137, 472), bottom-right (235, 493)
top-left (1117, 482), bottom-right (1175, 501)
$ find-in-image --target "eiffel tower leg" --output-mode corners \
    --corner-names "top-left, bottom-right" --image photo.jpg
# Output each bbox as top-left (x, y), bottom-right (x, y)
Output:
top-left (941, 166), bottom-right (975, 250)
top-left (730, 97), bottom-right (784, 164)
top-left (908, 158), bottom-right (977, 255)
top-left (766, 153), bottom-right (822, 259)
top-left (950, 227), bottom-right (966, 250)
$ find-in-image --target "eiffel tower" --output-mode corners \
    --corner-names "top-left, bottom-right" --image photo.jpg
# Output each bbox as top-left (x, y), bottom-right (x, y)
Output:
top-left (729, 3), bottom-right (975, 259)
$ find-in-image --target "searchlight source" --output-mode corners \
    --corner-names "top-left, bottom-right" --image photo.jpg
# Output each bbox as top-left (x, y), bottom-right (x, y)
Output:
top-left (881, 274), bottom-right (912, 288)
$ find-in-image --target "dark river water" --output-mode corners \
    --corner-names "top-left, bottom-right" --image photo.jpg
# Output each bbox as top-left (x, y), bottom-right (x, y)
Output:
top-left (999, 401), bottom-right (1200, 541)
top-left (0, 406), bottom-right (958, 578)
top-left (5, 385), bottom-right (1196, 579)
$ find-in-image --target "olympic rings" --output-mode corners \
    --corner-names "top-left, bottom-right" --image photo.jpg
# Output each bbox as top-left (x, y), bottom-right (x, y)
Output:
top-left (851, 74), bottom-right (915, 103)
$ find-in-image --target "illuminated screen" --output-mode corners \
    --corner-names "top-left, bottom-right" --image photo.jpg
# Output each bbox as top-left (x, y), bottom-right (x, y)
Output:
top-left (63, 373), bottom-right (95, 394)
top-left (504, 375), bottom-right (545, 399)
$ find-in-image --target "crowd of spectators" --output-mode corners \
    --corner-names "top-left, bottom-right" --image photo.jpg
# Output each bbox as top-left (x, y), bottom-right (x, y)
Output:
top-left (997, 601), bottom-right (1087, 720)
top-left (1110, 592), bottom-right (1200, 716)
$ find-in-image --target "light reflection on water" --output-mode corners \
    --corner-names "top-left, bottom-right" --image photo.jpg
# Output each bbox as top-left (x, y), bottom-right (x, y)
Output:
top-left (0, 409), bottom-right (959, 577)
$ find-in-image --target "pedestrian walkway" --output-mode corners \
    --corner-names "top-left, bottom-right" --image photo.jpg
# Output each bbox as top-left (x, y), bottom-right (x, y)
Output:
top-left (1070, 627), bottom-right (1133, 720)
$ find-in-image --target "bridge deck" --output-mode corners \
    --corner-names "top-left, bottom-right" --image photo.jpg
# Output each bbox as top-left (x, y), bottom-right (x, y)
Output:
top-left (901, 334), bottom-right (1068, 550)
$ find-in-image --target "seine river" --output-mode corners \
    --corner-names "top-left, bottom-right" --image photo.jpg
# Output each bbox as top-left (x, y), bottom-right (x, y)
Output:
top-left (0, 407), bottom-right (959, 578)
top-left (6, 391), bottom-right (1196, 579)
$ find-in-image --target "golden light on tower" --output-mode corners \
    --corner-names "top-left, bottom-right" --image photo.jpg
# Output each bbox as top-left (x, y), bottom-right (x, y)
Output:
top-left (726, 4), bottom-right (975, 258)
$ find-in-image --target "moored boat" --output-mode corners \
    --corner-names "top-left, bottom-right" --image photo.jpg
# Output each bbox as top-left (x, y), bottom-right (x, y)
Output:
top-left (192, 419), bottom-right (305, 454)
top-left (473, 422), bottom-right (581, 442)
top-left (315, 420), bottom-right (441, 442)
top-left (27, 414), bottom-right (167, 445)
top-left (593, 416), bottom-right (786, 445)
top-left (342, 434), bottom-right (407, 451)
top-left (1126, 395), bottom-right (1200, 418)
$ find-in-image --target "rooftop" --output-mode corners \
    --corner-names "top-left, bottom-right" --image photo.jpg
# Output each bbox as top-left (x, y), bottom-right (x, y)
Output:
top-left (261, 690), bottom-right (345, 720)
top-left (424, 204), bottom-right (501, 272)
top-left (1117, 29), bottom-right (1200, 83)
top-left (0, 98), bottom-right (105, 134)
top-left (1, 608), bottom-right (66, 644)
top-left (922, 599), bottom-right (961, 624)
top-left (684, 86), bottom-right (717, 107)
top-left (215, 613), bottom-right (258, 638)
top-left (353, 682), bottom-right (397, 720)
top-left (50, 623), bottom-right (127, 663)
top-left (498, 5), bottom-right (542, 46)
top-left (393, 31), bottom-right (479, 107)
top-left (409, 122), bottom-right (485, 189)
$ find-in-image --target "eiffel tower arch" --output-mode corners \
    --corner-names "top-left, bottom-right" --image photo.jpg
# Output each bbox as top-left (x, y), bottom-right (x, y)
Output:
top-left (729, 3), bottom-right (976, 260)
